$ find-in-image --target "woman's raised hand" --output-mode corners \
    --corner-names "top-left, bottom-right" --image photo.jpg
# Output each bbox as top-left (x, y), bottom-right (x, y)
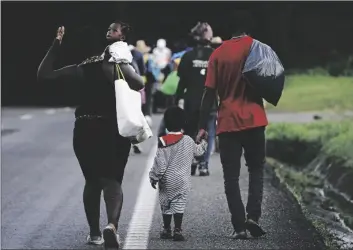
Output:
top-left (56, 26), bottom-right (65, 44)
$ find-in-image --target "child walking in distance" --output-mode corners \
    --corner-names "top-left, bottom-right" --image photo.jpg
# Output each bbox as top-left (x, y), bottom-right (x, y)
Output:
top-left (149, 106), bottom-right (207, 241)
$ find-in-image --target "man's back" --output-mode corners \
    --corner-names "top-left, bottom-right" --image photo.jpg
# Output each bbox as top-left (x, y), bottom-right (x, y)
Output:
top-left (177, 46), bottom-right (214, 113)
top-left (198, 34), bottom-right (269, 239)
top-left (205, 36), bottom-right (268, 134)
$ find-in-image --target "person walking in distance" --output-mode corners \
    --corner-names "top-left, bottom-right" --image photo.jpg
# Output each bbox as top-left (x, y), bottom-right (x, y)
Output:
top-left (37, 22), bottom-right (144, 248)
top-left (129, 44), bottom-right (147, 154)
top-left (135, 40), bottom-right (153, 126)
top-left (175, 22), bottom-right (217, 176)
top-left (197, 26), bottom-right (267, 239)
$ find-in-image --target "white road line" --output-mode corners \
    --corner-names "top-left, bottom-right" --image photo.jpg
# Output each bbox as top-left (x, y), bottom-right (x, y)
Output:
top-left (123, 142), bottom-right (158, 250)
top-left (45, 109), bottom-right (56, 115)
top-left (19, 114), bottom-right (33, 120)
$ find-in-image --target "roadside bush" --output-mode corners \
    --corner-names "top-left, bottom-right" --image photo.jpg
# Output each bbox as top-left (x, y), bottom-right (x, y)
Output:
top-left (306, 67), bottom-right (329, 76)
top-left (287, 55), bottom-right (353, 77)
top-left (266, 120), bottom-right (353, 200)
top-left (326, 55), bottom-right (353, 77)
top-left (266, 120), bottom-right (353, 169)
top-left (266, 120), bottom-right (353, 243)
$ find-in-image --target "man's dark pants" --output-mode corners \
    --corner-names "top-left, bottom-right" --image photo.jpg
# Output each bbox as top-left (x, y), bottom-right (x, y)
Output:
top-left (218, 126), bottom-right (266, 232)
top-left (184, 110), bottom-right (199, 139)
top-left (142, 80), bottom-right (154, 116)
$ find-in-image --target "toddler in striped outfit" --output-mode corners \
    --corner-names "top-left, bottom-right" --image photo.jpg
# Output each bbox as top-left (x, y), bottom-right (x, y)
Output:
top-left (149, 106), bottom-right (207, 241)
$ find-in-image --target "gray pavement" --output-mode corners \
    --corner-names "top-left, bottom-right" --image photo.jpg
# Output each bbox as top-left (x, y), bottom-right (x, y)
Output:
top-left (1, 107), bottom-right (325, 249)
top-left (148, 156), bottom-right (324, 249)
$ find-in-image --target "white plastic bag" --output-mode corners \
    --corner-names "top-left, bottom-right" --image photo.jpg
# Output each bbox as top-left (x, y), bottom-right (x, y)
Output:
top-left (242, 39), bottom-right (285, 106)
top-left (114, 65), bottom-right (153, 143)
top-left (102, 41), bottom-right (133, 64)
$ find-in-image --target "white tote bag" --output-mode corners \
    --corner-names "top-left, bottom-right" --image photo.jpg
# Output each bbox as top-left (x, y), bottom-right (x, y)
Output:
top-left (114, 64), bottom-right (153, 143)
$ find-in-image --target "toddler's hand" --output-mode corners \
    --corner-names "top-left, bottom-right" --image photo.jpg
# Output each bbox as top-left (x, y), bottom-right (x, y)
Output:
top-left (150, 179), bottom-right (158, 189)
top-left (202, 131), bottom-right (208, 141)
top-left (196, 129), bottom-right (208, 143)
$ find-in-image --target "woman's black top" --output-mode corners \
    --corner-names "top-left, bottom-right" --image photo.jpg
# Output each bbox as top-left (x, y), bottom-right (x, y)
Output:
top-left (77, 58), bottom-right (117, 118)
top-left (38, 39), bottom-right (121, 119)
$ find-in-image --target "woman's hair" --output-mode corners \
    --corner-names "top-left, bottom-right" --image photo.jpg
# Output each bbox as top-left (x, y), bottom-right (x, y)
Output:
top-left (114, 20), bottom-right (132, 37)
top-left (164, 106), bottom-right (186, 132)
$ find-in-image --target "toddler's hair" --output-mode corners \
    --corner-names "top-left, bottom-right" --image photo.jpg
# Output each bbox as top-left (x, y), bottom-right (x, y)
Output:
top-left (164, 106), bottom-right (186, 132)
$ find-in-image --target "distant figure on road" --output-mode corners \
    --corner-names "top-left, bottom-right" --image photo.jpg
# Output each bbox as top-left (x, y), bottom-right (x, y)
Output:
top-left (152, 38), bottom-right (172, 71)
top-left (135, 40), bottom-right (154, 125)
top-left (129, 44), bottom-right (147, 77)
top-left (129, 44), bottom-right (147, 154)
top-left (37, 21), bottom-right (144, 249)
top-left (149, 106), bottom-right (207, 241)
top-left (175, 22), bottom-right (217, 176)
top-left (150, 38), bottom-right (172, 113)
top-left (197, 26), bottom-right (267, 239)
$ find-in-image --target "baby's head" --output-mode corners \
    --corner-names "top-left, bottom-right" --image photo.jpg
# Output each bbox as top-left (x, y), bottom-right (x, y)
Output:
top-left (164, 106), bottom-right (186, 132)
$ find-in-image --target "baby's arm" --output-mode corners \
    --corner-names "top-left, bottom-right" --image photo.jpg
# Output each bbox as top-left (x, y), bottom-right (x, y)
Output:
top-left (194, 139), bottom-right (208, 157)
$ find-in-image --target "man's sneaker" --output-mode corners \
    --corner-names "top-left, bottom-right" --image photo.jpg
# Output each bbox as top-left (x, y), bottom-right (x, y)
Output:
top-left (246, 219), bottom-right (266, 237)
top-left (173, 228), bottom-right (185, 241)
top-left (198, 162), bottom-right (210, 176)
top-left (199, 167), bottom-right (210, 176)
top-left (86, 235), bottom-right (104, 245)
top-left (230, 230), bottom-right (248, 239)
top-left (103, 223), bottom-right (120, 248)
top-left (116, 233), bottom-right (121, 246)
top-left (160, 227), bottom-right (173, 239)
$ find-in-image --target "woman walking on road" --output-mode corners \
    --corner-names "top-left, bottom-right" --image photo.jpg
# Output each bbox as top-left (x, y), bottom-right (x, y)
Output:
top-left (37, 22), bottom-right (144, 248)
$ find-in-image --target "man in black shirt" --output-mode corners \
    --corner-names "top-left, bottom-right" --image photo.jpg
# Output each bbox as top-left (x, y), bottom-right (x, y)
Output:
top-left (175, 22), bottom-right (217, 176)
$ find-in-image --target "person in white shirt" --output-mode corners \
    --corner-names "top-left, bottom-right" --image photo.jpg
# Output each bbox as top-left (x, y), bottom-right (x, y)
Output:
top-left (152, 38), bottom-right (172, 70)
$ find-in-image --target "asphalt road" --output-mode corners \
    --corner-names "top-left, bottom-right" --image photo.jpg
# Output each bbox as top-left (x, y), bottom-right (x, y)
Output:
top-left (1, 107), bottom-right (325, 249)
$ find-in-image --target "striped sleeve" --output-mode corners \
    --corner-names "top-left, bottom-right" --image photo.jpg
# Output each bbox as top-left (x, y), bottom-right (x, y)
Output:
top-left (149, 148), bottom-right (168, 181)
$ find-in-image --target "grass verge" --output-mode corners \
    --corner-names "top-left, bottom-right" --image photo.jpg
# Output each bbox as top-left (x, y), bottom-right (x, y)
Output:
top-left (266, 74), bottom-right (353, 112)
top-left (266, 158), bottom-right (339, 250)
top-left (266, 120), bottom-right (353, 249)
top-left (266, 120), bottom-right (353, 169)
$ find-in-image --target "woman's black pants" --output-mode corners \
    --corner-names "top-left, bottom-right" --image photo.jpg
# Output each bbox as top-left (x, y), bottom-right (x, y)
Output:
top-left (73, 118), bottom-right (131, 236)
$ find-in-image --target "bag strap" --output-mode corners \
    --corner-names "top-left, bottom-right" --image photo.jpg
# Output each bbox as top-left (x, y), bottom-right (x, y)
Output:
top-left (115, 64), bottom-right (126, 81)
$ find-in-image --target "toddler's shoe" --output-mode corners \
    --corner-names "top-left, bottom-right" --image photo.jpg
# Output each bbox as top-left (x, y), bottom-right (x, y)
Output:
top-left (173, 228), bottom-right (185, 241)
top-left (160, 227), bottom-right (173, 239)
